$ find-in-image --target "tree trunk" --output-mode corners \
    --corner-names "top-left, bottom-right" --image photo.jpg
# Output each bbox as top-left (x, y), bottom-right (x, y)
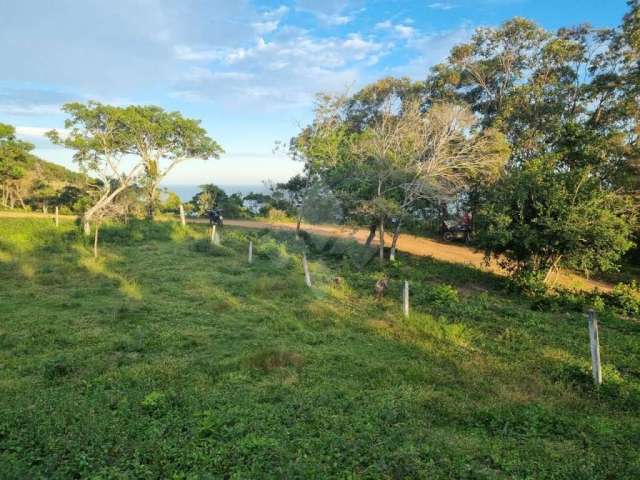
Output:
top-left (146, 183), bottom-right (158, 220)
top-left (543, 255), bottom-right (562, 286)
top-left (378, 217), bottom-right (385, 263)
top-left (390, 220), bottom-right (402, 261)
top-left (93, 223), bottom-right (100, 258)
top-left (82, 181), bottom-right (132, 236)
top-left (296, 216), bottom-right (302, 236)
top-left (365, 223), bottom-right (377, 247)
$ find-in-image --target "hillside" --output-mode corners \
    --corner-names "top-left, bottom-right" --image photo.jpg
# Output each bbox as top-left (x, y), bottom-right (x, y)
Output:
top-left (0, 218), bottom-right (638, 478)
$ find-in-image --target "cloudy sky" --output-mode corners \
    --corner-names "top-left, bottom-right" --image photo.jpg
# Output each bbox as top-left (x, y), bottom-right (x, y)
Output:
top-left (0, 0), bottom-right (629, 186)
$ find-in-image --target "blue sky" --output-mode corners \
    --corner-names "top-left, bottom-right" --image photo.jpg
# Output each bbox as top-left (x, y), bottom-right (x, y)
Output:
top-left (0, 0), bottom-right (629, 186)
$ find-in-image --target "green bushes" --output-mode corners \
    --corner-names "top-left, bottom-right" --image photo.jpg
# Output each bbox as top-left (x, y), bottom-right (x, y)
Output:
top-left (609, 281), bottom-right (640, 316)
top-left (413, 283), bottom-right (459, 307)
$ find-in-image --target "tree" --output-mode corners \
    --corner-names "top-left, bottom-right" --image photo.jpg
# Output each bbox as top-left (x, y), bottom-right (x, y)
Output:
top-left (190, 184), bottom-right (227, 215)
top-left (475, 156), bottom-right (636, 289)
top-left (0, 123), bottom-right (34, 209)
top-left (293, 88), bottom-right (508, 263)
top-left (48, 102), bottom-right (223, 232)
top-left (118, 105), bottom-right (223, 219)
top-left (160, 190), bottom-right (182, 213)
top-left (47, 102), bottom-right (144, 235)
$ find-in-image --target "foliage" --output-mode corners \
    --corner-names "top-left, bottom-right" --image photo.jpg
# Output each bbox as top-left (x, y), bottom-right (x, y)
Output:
top-left (160, 190), bottom-right (182, 213)
top-left (47, 101), bottom-right (222, 228)
top-left (116, 105), bottom-right (223, 218)
top-left (609, 281), bottom-right (640, 316)
top-left (475, 156), bottom-right (636, 288)
top-left (0, 123), bottom-right (34, 208)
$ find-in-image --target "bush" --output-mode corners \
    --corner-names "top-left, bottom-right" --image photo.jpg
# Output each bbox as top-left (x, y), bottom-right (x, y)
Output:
top-left (609, 281), bottom-right (640, 316)
top-left (414, 283), bottom-right (459, 307)
top-left (265, 208), bottom-right (289, 221)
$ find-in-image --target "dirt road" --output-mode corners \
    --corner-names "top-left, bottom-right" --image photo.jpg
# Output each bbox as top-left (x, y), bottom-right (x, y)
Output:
top-left (223, 219), bottom-right (612, 292)
top-left (0, 210), bottom-right (612, 291)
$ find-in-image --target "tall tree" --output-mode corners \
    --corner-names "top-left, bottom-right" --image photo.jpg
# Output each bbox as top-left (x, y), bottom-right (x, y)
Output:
top-left (118, 106), bottom-right (223, 219)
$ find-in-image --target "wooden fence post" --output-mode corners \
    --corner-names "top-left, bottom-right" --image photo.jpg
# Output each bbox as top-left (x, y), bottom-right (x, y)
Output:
top-left (210, 225), bottom-right (216, 245)
top-left (55, 206), bottom-right (59, 227)
top-left (403, 280), bottom-right (409, 318)
top-left (588, 309), bottom-right (602, 385)
top-left (179, 204), bottom-right (186, 227)
top-left (248, 241), bottom-right (253, 264)
top-left (302, 252), bottom-right (312, 288)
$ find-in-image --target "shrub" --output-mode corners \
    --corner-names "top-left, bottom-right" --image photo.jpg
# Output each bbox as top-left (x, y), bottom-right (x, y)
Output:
top-left (265, 208), bottom-right (289, 221)
top-left (609, 281), bottom-right (640, 316)
top-left (414, 283), bottom-right (459, 307)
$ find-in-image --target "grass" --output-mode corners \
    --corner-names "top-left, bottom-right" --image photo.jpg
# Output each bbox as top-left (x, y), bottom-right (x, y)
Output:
top-left (0, 218), bottom-right (639, 479)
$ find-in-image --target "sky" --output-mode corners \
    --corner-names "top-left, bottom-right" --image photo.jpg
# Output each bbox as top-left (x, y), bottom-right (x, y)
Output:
top-left (0, 0), bottom-right (630, 187)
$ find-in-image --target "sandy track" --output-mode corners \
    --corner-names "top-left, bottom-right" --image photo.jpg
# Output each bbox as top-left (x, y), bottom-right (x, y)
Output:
top-left (0, 211), bottom-right (612, 292)
top-left (222, 219), bottom-right (612, 292)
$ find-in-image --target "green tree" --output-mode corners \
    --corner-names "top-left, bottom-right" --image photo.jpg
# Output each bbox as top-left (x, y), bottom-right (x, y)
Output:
top-left (476, 156), bottom-right (636, 289)
top-left (160, 190), bottom-right (182, 213)
top-left (190, 184), bottom-right (227, 215)
top-left (47, 102), bottom-right (144, 234)
top-left (118, 105), bottom-right (223, 219)
top-left (0, 123), bottom-right (34, 209)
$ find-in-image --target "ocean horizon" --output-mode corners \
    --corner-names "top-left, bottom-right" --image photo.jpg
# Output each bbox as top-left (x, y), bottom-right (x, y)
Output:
top-left (163, 184), bottom-right (269, 202)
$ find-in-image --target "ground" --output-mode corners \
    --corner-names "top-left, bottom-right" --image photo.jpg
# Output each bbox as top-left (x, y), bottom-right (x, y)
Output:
top-left (0, 210), bottom-right (612, 292)
top-left (0, 217), bottom-right (639, 479)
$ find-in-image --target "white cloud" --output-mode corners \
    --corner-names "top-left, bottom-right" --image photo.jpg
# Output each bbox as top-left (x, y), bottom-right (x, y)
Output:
top-left (392, 24), bottom-right (474, 77)
top-left (252, 20), bottom-right (280, 34)
top-left (15, 126), bottom-right (54, 138)
top-left (375, 21), bottom-right (416, 38)
top-left (395, 25), bottom-right (416, 38)
top-left (184, 68), bottom-right (254, 82)
top-left (251, 5), bottom-right (290, 34)
top-left (174, 45), bottom-right (225, 61)
top-left (173, 28), bottom-right (382, 110)
top-left (0, 104), bottom-right (62, 116)
top-left (315, 13), bottom-right (353, 25)
top-left (428, 2), bottom-right (457, 10)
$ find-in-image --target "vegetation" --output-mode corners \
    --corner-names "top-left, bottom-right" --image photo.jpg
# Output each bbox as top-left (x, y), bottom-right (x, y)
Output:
top-left (282, 3), bottom-right (640, 288)
top-left (1, 3), bottom-right (639, 477)
top-left (1, 217), bottom-right (639, 478)
top-left (46, 101), bottom-right (222, 233)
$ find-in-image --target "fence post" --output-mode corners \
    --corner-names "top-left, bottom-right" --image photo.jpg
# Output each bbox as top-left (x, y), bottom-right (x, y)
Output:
top-left (302, 252), bottom-right (312, 288)
top-left (210, 225), bottom-right (216, 245)
top-left (248, 241), bottom-right (253, 264)
top-left (179, 204), bottom-right (186, 227)
top-left (588, 309), bottom-right (602, 385)
top-left (403, 280), bottom-right (409, 318)
top-left (55, 206), bottom-right (59, 227)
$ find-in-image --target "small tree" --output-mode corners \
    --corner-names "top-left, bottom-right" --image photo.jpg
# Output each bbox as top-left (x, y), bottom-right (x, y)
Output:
top-left (160, 190), bottom-right (182, 213)
top-left (475, 156), bottom-right (636, 289)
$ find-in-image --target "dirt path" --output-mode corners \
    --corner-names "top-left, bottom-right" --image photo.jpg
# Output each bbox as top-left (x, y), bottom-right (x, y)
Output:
top-left (222, 219), bottom-right (612, 292)
top-left (0, 211), bottom-right (612, 292)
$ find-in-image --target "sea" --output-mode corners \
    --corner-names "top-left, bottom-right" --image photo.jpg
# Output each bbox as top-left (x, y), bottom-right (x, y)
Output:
top-left (163, 184), bottom-right (269, 202)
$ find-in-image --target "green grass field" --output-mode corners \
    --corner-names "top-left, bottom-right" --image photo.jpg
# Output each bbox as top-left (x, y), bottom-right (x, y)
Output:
top-left (1, 218), bottom-right (639, 479)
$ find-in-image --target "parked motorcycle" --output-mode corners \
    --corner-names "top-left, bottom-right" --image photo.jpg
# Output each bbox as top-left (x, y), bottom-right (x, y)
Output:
top-left (208, 209), bottom-right (224, 227)
top-left (442, 219), bottom-right (472, 242)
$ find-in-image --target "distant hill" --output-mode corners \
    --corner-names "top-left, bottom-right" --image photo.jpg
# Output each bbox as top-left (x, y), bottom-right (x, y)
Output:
top-left (25, 155), bottom-right (86, 187)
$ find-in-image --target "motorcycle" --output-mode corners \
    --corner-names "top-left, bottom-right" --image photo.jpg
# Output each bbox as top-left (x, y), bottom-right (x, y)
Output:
top-left (442, 219), bottom-right (472, 242)
top-left (208, 210), bottom-right (224, 227)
